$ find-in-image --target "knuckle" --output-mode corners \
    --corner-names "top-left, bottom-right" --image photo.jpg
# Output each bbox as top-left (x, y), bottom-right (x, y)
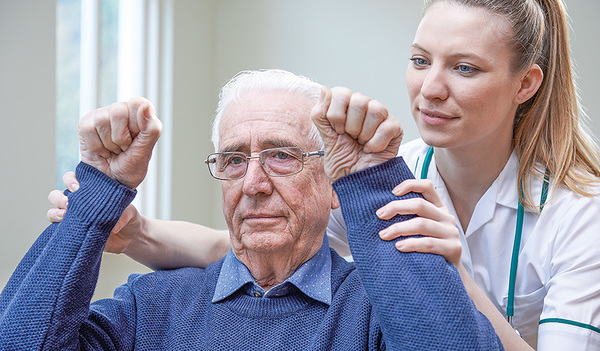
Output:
top-left (421, 238), bottom-right (436, 251)
top-left (331, 86), bottom-right (352, 96)
top-left (109, 102), bottom-right (129, 118)
top-left (77, 116), bottom-right (95, 134)
top-left (367, 100), bottom-right (389, 119)
top-left (413, 199), bottom-right (428, 214)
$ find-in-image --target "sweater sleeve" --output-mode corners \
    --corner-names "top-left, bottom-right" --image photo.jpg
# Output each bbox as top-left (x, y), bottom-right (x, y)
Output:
top-left (0, 162), bottom-right (136, 351)
top-left (333, 157), bottom-right (503, 350)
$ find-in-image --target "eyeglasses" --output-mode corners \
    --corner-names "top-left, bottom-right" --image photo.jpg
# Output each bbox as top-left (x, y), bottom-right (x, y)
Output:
top-left (205, 147), bottom-right (324, 180)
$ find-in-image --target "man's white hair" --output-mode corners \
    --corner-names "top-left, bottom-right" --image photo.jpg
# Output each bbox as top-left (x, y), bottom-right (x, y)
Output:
top-left (211, 69), bottom-right (324, 151)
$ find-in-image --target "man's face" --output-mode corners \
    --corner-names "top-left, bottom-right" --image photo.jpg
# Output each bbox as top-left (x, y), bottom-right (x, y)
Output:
top-left (219, 90), bottom-right (335, 261)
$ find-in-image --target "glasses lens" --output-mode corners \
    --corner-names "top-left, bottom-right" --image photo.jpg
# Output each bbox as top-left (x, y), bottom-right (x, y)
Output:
top-left (260, 147), bottom-right (303, 176)
top-left (208, 152), bottom-right (247, 179)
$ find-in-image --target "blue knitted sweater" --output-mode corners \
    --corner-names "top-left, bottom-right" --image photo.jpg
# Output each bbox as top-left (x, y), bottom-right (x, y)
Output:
top-left (0, 158), bottom-right (503, 350)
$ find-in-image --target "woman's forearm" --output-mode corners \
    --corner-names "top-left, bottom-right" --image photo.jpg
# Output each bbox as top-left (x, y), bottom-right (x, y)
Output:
top-left (122, 216), bottom-right (230, 270)
top-left (457, 265), bottom-right (533, 351)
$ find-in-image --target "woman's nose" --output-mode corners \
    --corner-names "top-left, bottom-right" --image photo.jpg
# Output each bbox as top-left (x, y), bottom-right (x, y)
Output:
top-left (420, 66), bottom-right (449, 101)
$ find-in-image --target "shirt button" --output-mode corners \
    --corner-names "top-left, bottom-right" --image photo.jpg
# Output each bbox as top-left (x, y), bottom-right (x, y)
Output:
top-left (253, 292), bottom-right (261, 297)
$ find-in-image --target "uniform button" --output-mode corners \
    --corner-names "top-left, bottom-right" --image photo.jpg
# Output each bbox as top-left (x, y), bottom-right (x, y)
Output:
top-left (253, 292), bottom-right (261, 297)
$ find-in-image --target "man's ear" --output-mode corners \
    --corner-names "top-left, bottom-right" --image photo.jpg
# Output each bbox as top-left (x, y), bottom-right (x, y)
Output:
top-left (515, 63), bottom-right (544, 104)
top-left (331, 188), bottom-right (340, 210)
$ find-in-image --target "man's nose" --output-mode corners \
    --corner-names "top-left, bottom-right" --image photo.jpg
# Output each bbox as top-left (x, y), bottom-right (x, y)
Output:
top-left (242, 159), bottom-right (273, 196)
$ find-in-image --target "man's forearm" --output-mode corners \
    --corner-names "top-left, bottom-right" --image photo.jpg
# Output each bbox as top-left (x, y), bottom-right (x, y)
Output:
top-left (0, 163), bottom-right (136, 350)
top-left (333, 157), bottom-right (503, 350)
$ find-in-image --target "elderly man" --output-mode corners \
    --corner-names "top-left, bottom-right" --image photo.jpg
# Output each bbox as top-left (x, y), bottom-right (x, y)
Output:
top-left (0, 70), bottom-right (502, 350)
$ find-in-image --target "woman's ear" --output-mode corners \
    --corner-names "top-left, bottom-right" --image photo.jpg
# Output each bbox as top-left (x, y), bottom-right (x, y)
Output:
top-left (515, 63), bottom-right (544, 104)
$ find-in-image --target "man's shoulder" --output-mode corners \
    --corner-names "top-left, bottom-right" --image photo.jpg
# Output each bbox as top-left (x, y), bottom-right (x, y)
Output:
top-left (126, 260), bottom-right (224, 294)
top-left (329, 249), bottom-right (360, 291)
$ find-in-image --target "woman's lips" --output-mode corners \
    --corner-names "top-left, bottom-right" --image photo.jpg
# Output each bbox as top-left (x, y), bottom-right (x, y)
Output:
top-left (420, 108), bottom-right (457, 126)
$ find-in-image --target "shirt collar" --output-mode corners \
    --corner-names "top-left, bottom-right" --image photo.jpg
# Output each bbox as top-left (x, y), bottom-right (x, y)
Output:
top-left (212, 235), bottom-right (332, 305)
top-left (422, 148), bottom-right (519, 236)
top-left (495, 150), bottom-right (519, 210)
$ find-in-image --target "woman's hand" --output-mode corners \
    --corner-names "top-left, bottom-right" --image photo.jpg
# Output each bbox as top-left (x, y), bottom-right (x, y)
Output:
top-left (376, 178), bottom-right (462, 267)
top-left (47, 171), bottom-right (143, 254)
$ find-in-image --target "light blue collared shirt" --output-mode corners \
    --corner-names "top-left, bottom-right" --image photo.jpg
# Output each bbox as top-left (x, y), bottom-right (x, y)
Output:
top-left (212, 236), bottom-right (332, 305)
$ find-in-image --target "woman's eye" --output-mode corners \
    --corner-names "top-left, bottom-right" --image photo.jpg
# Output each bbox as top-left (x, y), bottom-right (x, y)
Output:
top-left (457, 64), bottom-right (478, 75)
top-left (410, 57), bottom-right (429, 67)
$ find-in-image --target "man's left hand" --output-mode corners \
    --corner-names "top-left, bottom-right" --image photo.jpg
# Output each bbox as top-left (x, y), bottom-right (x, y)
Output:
top-left (311, 86), bottom-right (403, 182)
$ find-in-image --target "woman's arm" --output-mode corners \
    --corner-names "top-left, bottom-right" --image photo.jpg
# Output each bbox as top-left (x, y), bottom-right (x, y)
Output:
top-left (48, 171), bottom-right (230, 270)
top-left (456, 264), bottom-right (532, 351)
top-left (122, 215), bottom-right (230, 270)
top-left (376, 178), bottom-right (533, 350)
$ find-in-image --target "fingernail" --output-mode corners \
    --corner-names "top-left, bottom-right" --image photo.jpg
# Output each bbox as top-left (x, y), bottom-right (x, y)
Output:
top-left (376, 208), bottom-right (385, 218)
top-left (71, 183), bottom-right (79, 191)
top-left (395, 241), bottom-right (404, 250)
top-left (379, 229), bottom-right (388, 238)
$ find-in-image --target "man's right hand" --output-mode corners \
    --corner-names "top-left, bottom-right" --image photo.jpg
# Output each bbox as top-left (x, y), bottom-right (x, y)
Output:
top-left (47, 171), bottom-right (143, 254)
top-left (78, 97), bottom-right (162, 190)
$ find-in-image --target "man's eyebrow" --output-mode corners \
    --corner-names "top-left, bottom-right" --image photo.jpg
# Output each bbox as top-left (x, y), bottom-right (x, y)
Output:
top-left (261, 140), bottom-right (299, 149)
top-left (219, 143), bottom-right (246, 153)
top-left (218, 140), bottom-right (300, 153)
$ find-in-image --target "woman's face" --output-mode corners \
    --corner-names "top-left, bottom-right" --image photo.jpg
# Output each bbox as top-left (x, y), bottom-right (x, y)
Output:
top-left (406, 1), bottom-right (523, 153)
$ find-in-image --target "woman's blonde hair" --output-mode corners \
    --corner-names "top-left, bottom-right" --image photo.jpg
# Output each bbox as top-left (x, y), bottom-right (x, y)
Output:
top-left (425, 0), bottom-right (600, 209)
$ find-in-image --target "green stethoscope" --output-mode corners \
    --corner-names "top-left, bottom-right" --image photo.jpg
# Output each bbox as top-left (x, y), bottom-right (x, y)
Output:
top-left (421, 146), bottom-right (550, 335)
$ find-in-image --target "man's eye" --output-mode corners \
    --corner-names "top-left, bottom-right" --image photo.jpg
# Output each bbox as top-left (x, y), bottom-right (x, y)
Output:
top-left (275, 151), bottom-right (292, 160)
top-left (229, 156), bottom-right (245, 165)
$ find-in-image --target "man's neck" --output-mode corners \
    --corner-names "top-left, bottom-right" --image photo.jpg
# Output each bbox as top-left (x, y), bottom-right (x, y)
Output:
top-left (232, 241), bottom-right (323, 291)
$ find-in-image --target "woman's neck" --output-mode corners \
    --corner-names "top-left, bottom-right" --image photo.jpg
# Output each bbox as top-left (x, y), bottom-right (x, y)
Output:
top-left (434, 143), bottom-right (513, 232)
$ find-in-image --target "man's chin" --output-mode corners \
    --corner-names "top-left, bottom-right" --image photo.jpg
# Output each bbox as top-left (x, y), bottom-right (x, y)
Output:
top-left (240, 231), bottom-right (291, 253)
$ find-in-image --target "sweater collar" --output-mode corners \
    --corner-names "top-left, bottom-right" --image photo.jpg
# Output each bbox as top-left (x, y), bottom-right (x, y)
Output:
top-left (212, 235), bottom-right (332, 305)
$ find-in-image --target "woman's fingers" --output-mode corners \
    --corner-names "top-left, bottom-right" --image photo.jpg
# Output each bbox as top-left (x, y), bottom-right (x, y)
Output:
top-left (377, 197), bottom-right (453, 223)
top-left (393, 178), bottom-right (444, 207)
top-left (376, 178), bottom-right (462, 266)
top-left (394, 236), bottom-right (462, 266)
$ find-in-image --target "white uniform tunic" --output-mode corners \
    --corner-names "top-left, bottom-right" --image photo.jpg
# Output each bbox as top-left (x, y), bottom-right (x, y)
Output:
top-left (327, 138), bottom-right (600, 350)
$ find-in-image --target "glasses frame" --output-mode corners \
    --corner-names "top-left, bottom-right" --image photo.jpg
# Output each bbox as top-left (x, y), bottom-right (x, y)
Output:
top-left (205, 147), bottom-right (324, 181)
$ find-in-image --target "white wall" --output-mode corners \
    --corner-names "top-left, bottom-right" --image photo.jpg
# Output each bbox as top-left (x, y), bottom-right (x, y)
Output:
top-left (0, 0), bottom-right (56, 288)
top-left (1, 0), bottom-right (599, 298)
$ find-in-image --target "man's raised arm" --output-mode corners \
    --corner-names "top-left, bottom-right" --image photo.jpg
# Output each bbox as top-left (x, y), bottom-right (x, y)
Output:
top-left (312, 87), bottom-right (503, 349)
top-left (0, 98), bottom-right (161, 350)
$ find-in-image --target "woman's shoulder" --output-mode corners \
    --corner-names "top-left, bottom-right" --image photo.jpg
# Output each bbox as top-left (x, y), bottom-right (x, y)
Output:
top-left (537, 181), bottom-right (600, 240)
top-left (545, 181), bottom-right (600, 212)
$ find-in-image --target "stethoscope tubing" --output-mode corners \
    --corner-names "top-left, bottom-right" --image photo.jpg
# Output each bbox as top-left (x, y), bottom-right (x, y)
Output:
top-left (420, 146), bottom-right (549, 335)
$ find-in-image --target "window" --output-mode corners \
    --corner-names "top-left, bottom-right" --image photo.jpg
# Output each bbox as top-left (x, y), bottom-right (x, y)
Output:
top-left (55, 0), bottom-right (173, 219)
